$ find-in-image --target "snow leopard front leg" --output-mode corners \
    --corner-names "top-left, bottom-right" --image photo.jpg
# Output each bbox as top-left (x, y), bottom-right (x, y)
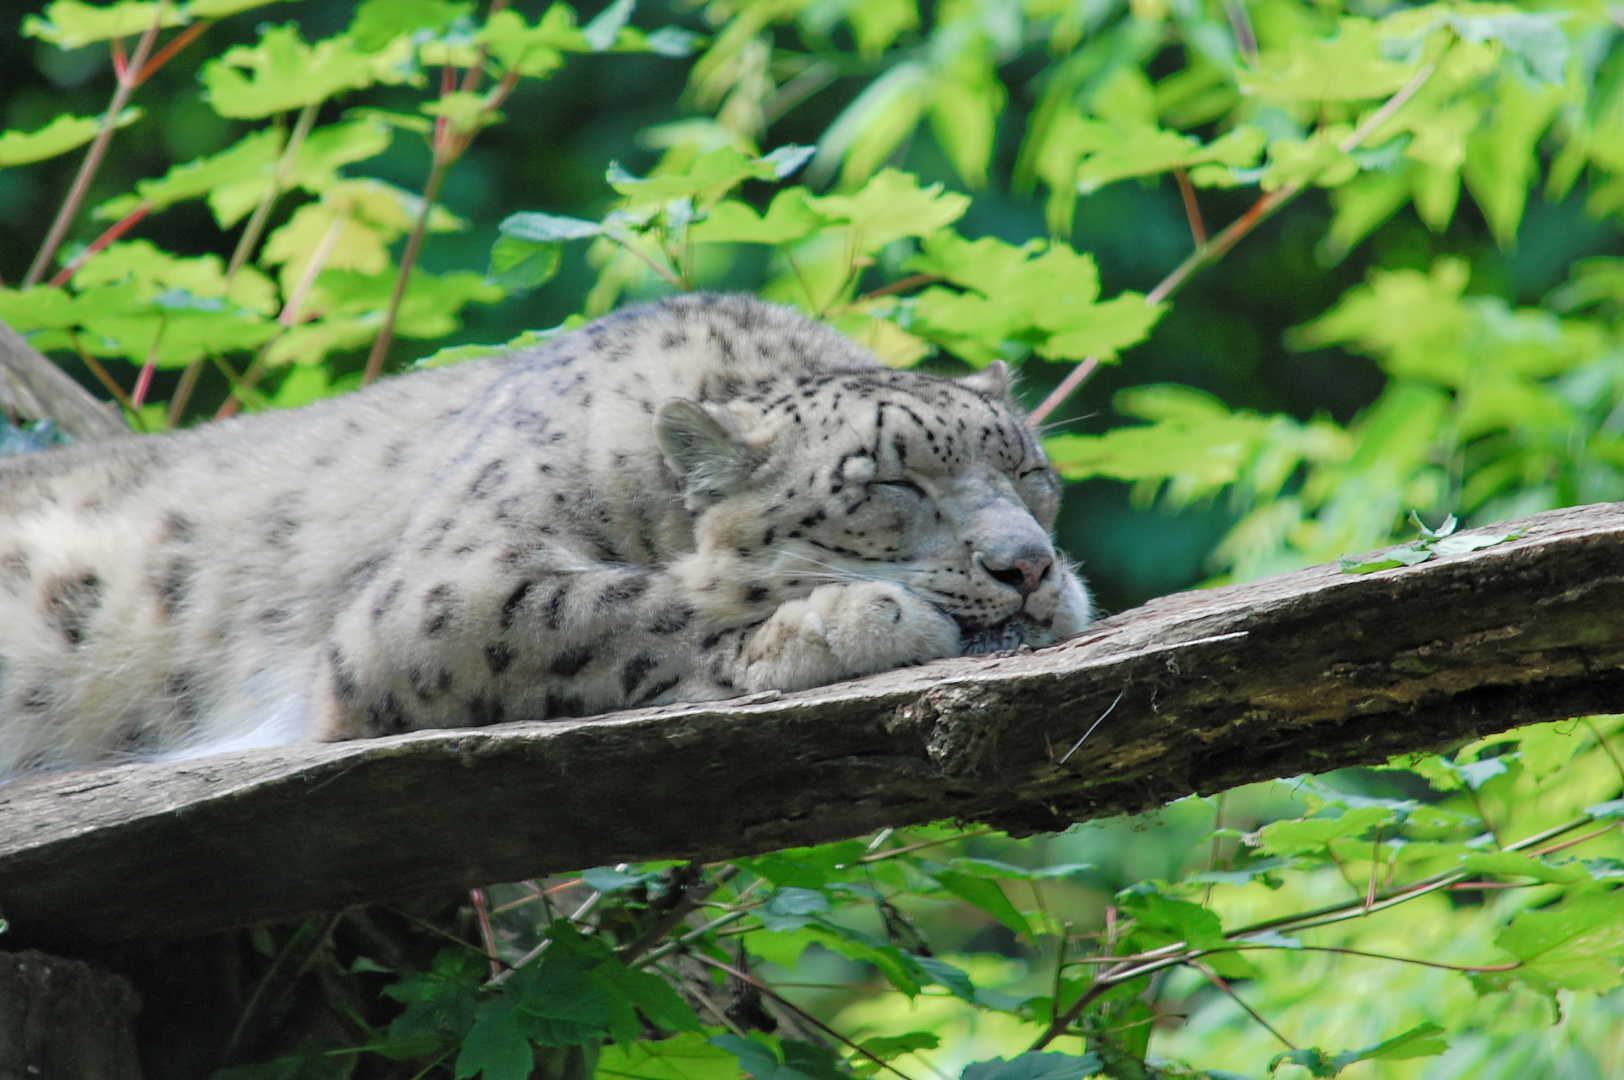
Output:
top-left (311, 546), bottom-right (960, 740)
top-left (736, 580), bottom-right (960, 693)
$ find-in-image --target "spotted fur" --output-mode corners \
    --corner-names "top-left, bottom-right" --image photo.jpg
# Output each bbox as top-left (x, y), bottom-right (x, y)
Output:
top-left (0, 295), bottom-right (1090, 776)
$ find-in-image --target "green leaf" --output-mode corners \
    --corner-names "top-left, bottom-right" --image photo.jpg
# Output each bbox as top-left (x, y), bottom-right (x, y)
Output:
top-left (456, 999), bottom-right (536, 1080)
top-left (961, 1051), bottom-right (1103, 1080)
top-left (1488, 891), bottom-right (1624, 992)
top-left (931, 870), bottom-right (1031, 937)
top-left (591, 962), bottom-right (700, 1036)
top-left (1237, 18), bottom-right (1420, 103)
top-left (1075, 124), bottom-right (1265, 194)
top-left (0, 109), bottom-right (141, 168)
top-left (1276, 1023), bottom-right (1451, 1075)
top-left (500, 211), bottom-right (604, 243)
top-left (1458, 851), bottom-right (1590, 885)
top-left (1338, 544), bottom-right (1432, 574)
top-left (97, 127), bottom-right (283, 223)
top-left (608, 146), bottom-right (795, 208)
top-left (807, 169), bottom-right (969, 253)
top-left (476, 6), bottom-right (592, 78)
top-left (577, 865), bottom-right (664, 893)
top-left (690, 190), bottom-right (823, 245)
top-left (594, 1033), bottom-right (740, 1080)
top-left (1255, 806), bottom-right (1396, 856)
top-left (421, 91), bottom-right (500, 135)
top-left (383, 949), bottom-right (486, 1046)
top-left (912, 955), bottom-right (976, 1001)
top-left (759, 887), bottom-right (831, 932)
top-left (927, 55), bottom-right (1006, 188)
top-left (187, 0), bottom-right (289, 17)
top-left (308, 268), bottom-right (501, 339)
top-left (201, 24), bottom-right (410, 119)
top-left (711, 1034), bottom-right (782, 1080)
top-left (22, 0), bottom-right (187, 48)
top-left (504, 943), bottom-right (614, 1047)
top-left (348, 0), bottom-right (468, 51)
top-left (856, 1033), bottom-right (939, 1061)
top-left (582, 0), bottom-right (636, 51)
top-left (1462, 78), bottom-right (1564, 249)
top-left (1430, 530), bottom-right (1524, 557)
top-left (1334, 1022), bottom-right (1450, 1065)
top-left (1119, 892), bottom-right (1225, 950)
top-left (1586, 799), bottom-right (1624, 820)
top-left (737, 841), bottom-right (868, 888)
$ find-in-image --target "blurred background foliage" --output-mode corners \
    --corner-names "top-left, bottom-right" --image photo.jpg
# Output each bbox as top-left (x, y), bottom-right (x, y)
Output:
top-left (6, 0), bottom-right (1624, 1077)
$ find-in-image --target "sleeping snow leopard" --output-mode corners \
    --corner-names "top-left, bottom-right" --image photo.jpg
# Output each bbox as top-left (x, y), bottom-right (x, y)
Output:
top-left (0, 293), bottom-right (1090, 777)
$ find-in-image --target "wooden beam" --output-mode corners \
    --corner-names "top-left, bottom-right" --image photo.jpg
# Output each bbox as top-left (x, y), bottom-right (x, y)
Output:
top-left (4, 502), bottom-right (1624, 943)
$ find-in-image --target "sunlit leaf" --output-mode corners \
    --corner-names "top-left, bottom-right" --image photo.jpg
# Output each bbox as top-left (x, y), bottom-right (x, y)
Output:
top-left (201, 24), bottom-right (413, 118)
top-left (1237, 18), bottom-right (1420, 103)
top-left (0, 108), bottom-right (141, 168)
top-left (22, 0), bottom-right (187, 49)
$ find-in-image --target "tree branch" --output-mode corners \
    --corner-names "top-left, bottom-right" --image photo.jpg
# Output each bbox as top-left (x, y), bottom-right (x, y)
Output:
top-left (0, 317), bottom-right (125, 441)
top-left (5, 501), bottom-right (1624, 943)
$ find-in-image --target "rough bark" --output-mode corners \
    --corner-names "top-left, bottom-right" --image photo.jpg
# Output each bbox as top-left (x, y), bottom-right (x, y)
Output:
top-left (0, 950), bottom-right (142, 1080)
top-left (0, 316), bottom-right (125, 442)
top-left (3, 501), bottom-right (1624, 944)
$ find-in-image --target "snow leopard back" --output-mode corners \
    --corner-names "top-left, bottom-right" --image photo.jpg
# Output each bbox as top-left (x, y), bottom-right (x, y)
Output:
top-left (0, 294), bottom-right (1089, 776)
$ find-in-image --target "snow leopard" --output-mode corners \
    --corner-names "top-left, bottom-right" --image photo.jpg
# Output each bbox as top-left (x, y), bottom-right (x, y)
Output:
top-left (0, 294), bottom-right (1091, 777)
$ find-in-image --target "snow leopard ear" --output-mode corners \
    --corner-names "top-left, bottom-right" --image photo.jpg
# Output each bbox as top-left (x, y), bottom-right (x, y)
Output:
top-left (958, 360), bottom-right (1010, 401)
top-left (655, 398), bottom-right (759, 508)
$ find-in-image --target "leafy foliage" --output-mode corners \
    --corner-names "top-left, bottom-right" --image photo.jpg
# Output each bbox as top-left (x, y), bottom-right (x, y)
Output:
top-left (4, 0), bottom-right (1624, 1077)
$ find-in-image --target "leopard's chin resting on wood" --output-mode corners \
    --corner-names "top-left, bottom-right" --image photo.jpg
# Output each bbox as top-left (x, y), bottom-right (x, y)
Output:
top-left (0, 293), bottom-right (1090, 778)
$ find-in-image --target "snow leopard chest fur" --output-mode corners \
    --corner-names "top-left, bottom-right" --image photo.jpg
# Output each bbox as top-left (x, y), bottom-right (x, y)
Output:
top-left (0, 294), bottom-right (1091, 776)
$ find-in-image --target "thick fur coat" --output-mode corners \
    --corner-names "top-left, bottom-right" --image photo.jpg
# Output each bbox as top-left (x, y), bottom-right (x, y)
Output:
top-left (0, 295), bottom-right (1090, 776)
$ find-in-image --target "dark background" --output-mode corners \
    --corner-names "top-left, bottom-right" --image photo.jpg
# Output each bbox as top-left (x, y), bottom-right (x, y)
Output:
top-left (3, 0), bottom-right (1620, 614)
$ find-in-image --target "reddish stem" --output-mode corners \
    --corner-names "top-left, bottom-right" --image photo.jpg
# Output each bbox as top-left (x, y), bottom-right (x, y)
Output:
top-left (70, 334), bottom-right (138, 414)
top-left (23, 3), bottom-right (166, 287)
top-left (130, 324), bottom-right (163, 409)
top-left (1027, 357), bottom-right (1098, 425)
top-left (111, 36), bottom-right (128, 81)
top-left (135, 18), bottom-right (213, 87)
top-left (361, 154), bottom-right (447, 384)
top-left (1173, 167), bottom-right (1207, 246)
top-left (470, 888), bottom-right (502, 978)
top-left (48, 200), bottom-right (150, 287)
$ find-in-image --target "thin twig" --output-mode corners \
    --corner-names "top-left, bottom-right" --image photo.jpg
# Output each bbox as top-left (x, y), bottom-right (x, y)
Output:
top-left (490, 877), bottom-right (584, 916)
top-left (48, 200), bottom-right (151, 287)
top-left (636, 908), bottom-right (751, 967)
top-left (134, 18), bottom-right (212, 86)
top-left (1584, 719), bottom-right (1624, 786)
top-left (1191, 961), bottom-right (1294, 1049)
top-left (69, 333), bottom-right (137, 413)
top-left (487, 890), bottom-right (603, 985)
top-left (24, 3), bottom-right (168, 287)
top-left (362, 155), bottom-right (446, 383)
top-left (859, 827), bottom-right (997, 862)
top-left (471, 887), bottom-right (502, 978)
top-left (226, 101), bottom-right (320, 283)
top-left (129, 317), bottom-right (164, 411)
top-left (1172, 168), bottom-right (1206, 246)
top-left (278, 213), bottom-right (348, 326)
top-left (1026, 60), bottom-right (1437, 427)
top-left (618, 864), bottom-right (740, 964)
top-left (690, 953), bottom-right (922, 1080)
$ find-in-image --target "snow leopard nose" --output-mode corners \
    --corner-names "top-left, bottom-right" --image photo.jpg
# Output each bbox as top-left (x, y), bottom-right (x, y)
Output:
top-left (976, 546), bottom-right (1053, 598)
